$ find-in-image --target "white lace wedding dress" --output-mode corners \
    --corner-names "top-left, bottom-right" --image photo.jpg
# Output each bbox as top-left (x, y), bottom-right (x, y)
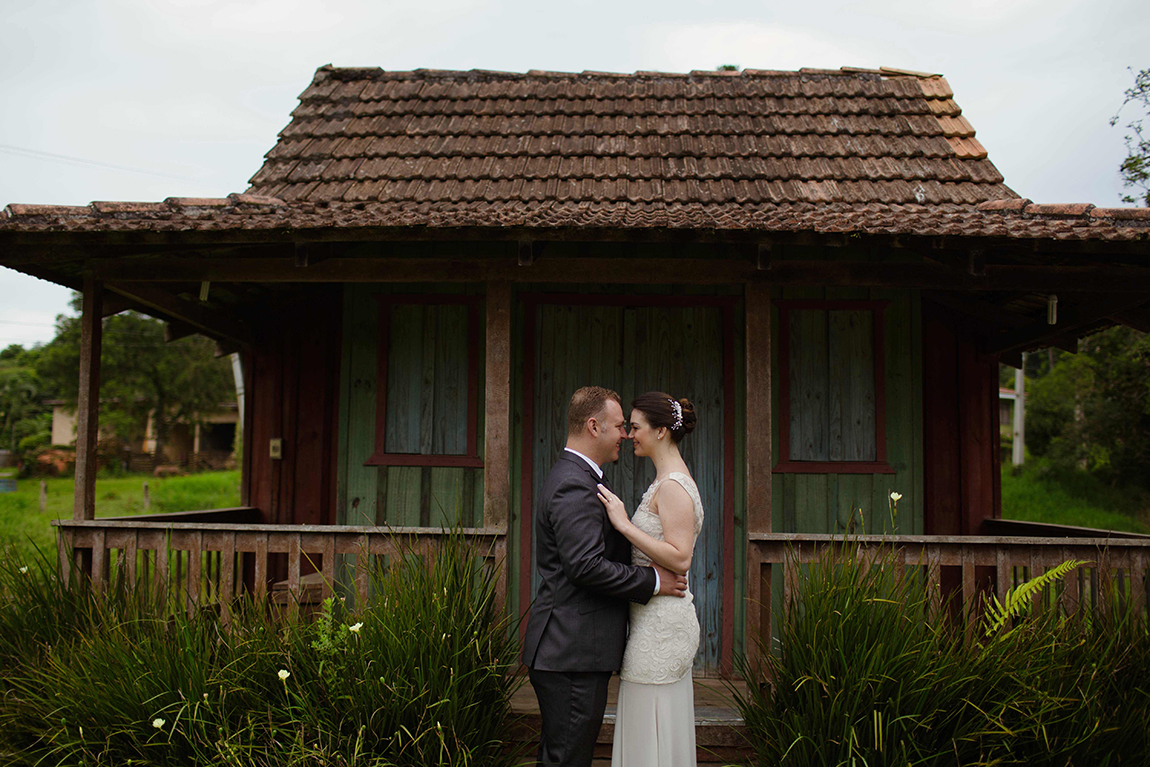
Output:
top-left (612, 472), bottom-right (704, 767)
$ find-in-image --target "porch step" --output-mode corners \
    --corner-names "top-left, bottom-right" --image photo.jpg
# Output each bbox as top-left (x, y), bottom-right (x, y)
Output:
top-left (509, 677), bottom-right (753, 766)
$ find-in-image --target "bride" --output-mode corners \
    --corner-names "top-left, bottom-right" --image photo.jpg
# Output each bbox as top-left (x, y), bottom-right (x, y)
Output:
top-left (596, 391), bottom-right (702, 767)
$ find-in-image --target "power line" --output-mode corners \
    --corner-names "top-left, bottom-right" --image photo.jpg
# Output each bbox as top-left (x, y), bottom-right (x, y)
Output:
top-left (0, 319), bottom-right (57, 327)
top-left (0, 142), bottom-right (198, 182)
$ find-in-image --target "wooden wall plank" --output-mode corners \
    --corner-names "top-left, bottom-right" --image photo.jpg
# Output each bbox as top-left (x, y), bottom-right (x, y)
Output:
top-left (418, 305), bottom-right (437, 454)
top-left (827, 310), bottom-right (848, 462)
top-left (335, 287), bottom-right (355, 526)
top-left (385, 305), bottom-right (422, 454)
top-left (386, 466), bottom-right (422, 526)
top-left (922, 306), bottom-right (960, 535)
top-left (745, 283), bottom-right (771, 534)
top-left (344, 285), bottom-right (380, 526)
top-left (278, 323), bottom-right (299, 527)
top-left (846, 310), bottom-right (876, 461)
top-left (910, 291), bottom-right (924, 535)
top-left (880, 289), bottom-right (913, 533)
top-left (484, 281), bottom-right (511, 529)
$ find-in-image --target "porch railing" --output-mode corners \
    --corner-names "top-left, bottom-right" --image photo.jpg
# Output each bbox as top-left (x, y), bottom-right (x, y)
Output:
top-left (53, 510), bottom-right (507, 622)
top-left (746, 533), bottom-right (1150, 666)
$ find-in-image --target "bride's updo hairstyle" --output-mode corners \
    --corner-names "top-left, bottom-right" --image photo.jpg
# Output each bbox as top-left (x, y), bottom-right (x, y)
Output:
top-left (631, 391), bottom-right (697, 443)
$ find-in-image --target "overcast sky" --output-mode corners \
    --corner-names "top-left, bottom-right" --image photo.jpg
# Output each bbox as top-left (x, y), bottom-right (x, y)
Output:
top-left (2, 0), bottom-right (1146, 350)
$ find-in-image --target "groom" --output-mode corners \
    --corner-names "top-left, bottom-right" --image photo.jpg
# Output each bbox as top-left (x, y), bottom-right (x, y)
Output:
top-left (522, 386), bottom-right (688, 767)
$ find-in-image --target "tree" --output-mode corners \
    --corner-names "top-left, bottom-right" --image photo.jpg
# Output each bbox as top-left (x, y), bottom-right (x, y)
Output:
top-left (0, 366), bottom-right (39, 451)
top-left (35, 308), bottom-right (234, 465)
top-left (1112, 67), bottom-right (1150, 206)
top-left (1025, 326), bottom-right (1150, 489)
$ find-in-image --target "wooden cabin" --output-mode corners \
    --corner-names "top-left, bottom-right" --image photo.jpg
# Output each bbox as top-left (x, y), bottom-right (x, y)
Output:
top-left (2, 65), bottom-right (1149, 679)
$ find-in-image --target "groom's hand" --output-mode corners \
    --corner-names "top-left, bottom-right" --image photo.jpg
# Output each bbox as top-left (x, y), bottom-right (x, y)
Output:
top-left (653, 563), bottom-right (688, 598)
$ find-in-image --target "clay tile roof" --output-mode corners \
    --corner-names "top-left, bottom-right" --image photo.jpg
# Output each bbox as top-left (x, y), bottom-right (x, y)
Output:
top-left (245, 65), bottom-right (1017, 209)
top-left (1, 66), bottom-right (1148, 243)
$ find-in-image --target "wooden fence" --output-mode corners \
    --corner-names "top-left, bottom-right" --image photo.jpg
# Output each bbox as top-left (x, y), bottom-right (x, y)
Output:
top-left (55, 512), bottom-right (1150, 670)
top-left (746, 532), bottom-right (1150, 666)
top-left (53, 509), bottom-right (507, 623)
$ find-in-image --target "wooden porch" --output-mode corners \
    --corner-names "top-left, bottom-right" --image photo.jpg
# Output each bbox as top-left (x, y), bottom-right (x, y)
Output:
top-left (508, 675), bottom-right (751, 766)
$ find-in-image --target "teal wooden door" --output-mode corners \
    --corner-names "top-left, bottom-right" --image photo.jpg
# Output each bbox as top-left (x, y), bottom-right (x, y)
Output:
top-left (525, 297), bottom-right (730, 675)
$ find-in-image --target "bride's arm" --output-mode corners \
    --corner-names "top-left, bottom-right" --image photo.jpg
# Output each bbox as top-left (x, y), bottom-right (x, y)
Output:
top-left (596, 482), bottom-right (694, 574)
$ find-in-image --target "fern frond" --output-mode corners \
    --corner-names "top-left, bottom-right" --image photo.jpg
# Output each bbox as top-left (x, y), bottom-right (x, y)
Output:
top-left (985, 558), bottom-right (1089, 637)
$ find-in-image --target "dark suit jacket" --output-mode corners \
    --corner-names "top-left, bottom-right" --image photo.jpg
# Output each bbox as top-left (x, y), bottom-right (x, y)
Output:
top-left (521, 452), bottom-right (657, 672)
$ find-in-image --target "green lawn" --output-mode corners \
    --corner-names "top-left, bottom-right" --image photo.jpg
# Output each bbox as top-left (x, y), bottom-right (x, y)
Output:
top-left (0, 471), bottom-right (241, 564)
top-left (1001, 460), bottom-right (1150, 534)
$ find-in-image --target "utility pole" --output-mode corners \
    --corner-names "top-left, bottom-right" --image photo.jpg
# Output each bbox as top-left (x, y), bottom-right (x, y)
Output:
top-left (1012, 352), bottom-right (1026, 466)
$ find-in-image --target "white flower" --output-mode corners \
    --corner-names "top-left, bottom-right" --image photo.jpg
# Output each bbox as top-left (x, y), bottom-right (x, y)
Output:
top-left (152, 718), bottom-right (165, 729)
top-left (278, 669), bottom-right (290, 681)
top-left (349, 622), bottom-right (363, 634)
top-left (18, 566), bottom-right (28, 574)
top-left (889, 492), bottom-right (902, 502)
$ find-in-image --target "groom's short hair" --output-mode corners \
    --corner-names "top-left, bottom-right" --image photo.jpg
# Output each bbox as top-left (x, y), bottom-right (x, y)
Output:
top-left (567, 386), bottom-right (622, 436)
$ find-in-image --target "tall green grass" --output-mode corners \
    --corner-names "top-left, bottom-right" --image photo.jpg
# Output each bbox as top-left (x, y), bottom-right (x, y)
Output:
top-left (0, 533), bottom-right (522, 766)
top-left (735, 543), bottom-right (1150, 766)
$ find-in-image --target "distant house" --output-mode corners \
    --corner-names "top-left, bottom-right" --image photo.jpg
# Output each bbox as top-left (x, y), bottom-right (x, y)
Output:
top-left (1, 65), bottom-right (1148, 677)
top-left (47, 400), bottom-right (238, 469)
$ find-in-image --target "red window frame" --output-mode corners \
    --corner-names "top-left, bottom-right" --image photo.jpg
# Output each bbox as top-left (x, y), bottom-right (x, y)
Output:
top-left (364, 294), bottom-right (483, 468)
top-left (774, 299), bottom-right (894, 474)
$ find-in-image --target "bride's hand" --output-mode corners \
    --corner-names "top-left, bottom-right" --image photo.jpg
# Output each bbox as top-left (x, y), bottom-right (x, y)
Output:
top-left (596, 484), bottom-right (630, 531)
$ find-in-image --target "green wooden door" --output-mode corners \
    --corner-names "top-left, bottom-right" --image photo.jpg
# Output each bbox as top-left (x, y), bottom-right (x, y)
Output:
top-left (527, 299), bottom-right (728, 674)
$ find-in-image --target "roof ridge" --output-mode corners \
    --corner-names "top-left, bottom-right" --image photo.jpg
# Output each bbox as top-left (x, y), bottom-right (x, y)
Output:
top-left (311, 65), bottom-right (944, 82)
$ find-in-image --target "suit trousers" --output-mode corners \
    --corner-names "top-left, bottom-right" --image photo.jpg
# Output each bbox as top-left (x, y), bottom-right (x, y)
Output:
top-left (528, 667), bottom-right (612, 767)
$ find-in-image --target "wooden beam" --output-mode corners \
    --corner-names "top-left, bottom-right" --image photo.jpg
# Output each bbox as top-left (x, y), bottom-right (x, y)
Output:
top-left (967, 248), bottom-right (986, 277)
top-left (104, 283), bottom-right (253, 347)
top-left (1000, 350), bottom-right (1023, 369)
top-left (517, 240), bottom-right (535, 267)
top-left (923, 292), bottom-right (1031, 333)
top-left (756, 242), bottom-right (772, 270)
top-left (88, 256), bottom-right (1150, 292)
top-left (483, 281), bottom-right (511, 530)
top-left (101, 293), bottom-right (136, 317)
top-left (164, 321), bottom-right (197, 343)
top-left (745, 283), bottom-right (772, 535)
top-left (91, 256), bottom-right (759, 284)
top-left (214, 340), bottom-right (241, 358)
top-left (987, 296), bottom-right (1149, 354)
top-left (1110, 305), bottom-right (1150, 333)
top-left (74, 277), bottom-right (102, 521)
top-left (759, 262), bottom-right (1150, 293)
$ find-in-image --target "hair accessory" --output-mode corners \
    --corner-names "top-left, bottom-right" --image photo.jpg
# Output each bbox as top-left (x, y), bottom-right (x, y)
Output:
top-left (668, 399), bottom-right (683, 432)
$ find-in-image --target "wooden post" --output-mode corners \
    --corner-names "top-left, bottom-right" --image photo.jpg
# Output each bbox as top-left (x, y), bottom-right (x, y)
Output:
top-left (74, 277), bottom-right (103, 527)
top-left (39, 480), bottom-right (47, 512)
top-left (483, 281), bottom-right (512, 530)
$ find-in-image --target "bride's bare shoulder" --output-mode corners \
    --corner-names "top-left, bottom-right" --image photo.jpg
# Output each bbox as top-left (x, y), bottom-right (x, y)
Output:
top-left (652, 477), bottom-right (692, 513)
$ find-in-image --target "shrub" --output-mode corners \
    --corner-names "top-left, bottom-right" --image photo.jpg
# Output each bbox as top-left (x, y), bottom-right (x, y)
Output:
top-left (0, 533), bottom-right (522, 766)
top-left (735, 543), bottom-right (1150, 766)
